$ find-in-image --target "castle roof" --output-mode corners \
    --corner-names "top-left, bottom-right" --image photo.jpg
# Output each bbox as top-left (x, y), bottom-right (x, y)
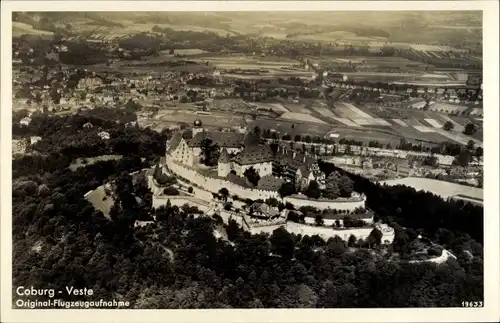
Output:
top-left (166, 132), bottom-right (183, 154)
top-left (188, 131), bottom-right (245, 148)
top-left (275, 148), bottom-right (316, 169)
top-left (233, 145), bottom-right (274, 165)
top-left (219, 148), bottom-right (230, 163)
top-left (250, 202), bottom-right (280, 218)
top-left (257, 175), bottom-right (285, 191)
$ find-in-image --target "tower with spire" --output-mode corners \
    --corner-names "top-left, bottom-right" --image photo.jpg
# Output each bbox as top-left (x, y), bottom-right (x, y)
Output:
top-left (217, 147), bottom-right (231, 177)
top-left (192, 117), bottom-right (204, 136)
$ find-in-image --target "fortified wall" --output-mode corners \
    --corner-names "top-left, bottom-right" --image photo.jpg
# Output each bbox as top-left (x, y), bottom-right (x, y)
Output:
top-left (165, 156), bottom-right (366, 211)
top-left (166, 158), bottom-right (280, 200)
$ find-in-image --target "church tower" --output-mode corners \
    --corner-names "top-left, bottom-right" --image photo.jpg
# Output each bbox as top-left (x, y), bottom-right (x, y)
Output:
top-left (218, 148), bottom-right (231, 177)
top-left (192, 118), bottom-right (204, 137)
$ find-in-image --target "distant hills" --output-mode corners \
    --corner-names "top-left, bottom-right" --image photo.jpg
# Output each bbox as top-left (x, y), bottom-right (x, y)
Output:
top-left (12, 11), bottom-right (482, 53)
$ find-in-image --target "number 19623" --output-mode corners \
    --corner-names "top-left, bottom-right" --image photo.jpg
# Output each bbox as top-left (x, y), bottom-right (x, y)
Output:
top-left (462, 301), bottom-right (483, 307)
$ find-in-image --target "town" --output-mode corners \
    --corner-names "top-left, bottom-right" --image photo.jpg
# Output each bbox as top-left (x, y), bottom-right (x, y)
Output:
top-left (10, 11), bottom-right (485, 310)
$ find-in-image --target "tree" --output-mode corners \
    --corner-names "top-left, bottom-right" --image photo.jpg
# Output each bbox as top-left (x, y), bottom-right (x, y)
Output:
top-left (315, 214), bottom-right (324, 226)
top-left (423, 155), bottom-right (438, 167)
top-left (278, 182), bottom-right (296, 198)
top-left (200, 137), bottom-right (219, 166)
top-left (269, 142), bottom-right (279, 155)
top-left (304, 180), bottom-right (321, 199)
top-left (347, 234), bottom-right (357, 247)
top-left (464, 123), bottom-right (477, 135)
top-left (323, 172), bottom-right (340, 199)
top-left (453, 150), bottom-right (472, 167)
top-left (253, 126), bottom-right (261, 137)
top-left (475, 146), bottom-right (483, 158)
top-left (270, 227), bottom-right (295, 259)
top-left (443, 121), bottom-right (454, 131)
top-left (466, 140), bottom-right (475, 151)
top-left (294, 135), bottom-right (301, 142)
top-left (218, 188), bottom-right (229, 202)
top-left (243, 167), bottom-right (260, 186)
top-left (366, 228), bottom-right (383, 247)
top-left (338, 175), bottom-right (354, 198)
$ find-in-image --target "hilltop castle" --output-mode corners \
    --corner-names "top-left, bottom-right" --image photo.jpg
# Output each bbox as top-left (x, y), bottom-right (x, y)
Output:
top-left (165, 118), bottom-right (324, 189)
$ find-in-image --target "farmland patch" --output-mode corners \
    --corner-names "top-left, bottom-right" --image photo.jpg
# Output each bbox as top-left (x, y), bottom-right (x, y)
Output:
top-left (352, 118), bottom-right (391, 127)
top-left (392, 119), bottom-right (409, 127)
top-left (283, 103), bottom-right (311, 114)
top-left (332, 118), bottom-right (362, 128)
top-left (333, 102), bottom-right (373, 119)
top-left (424, 118), bottom-right (443, 128)
top-left (312, 106), bottom-right (337, 119)
top-left (439, 115), bottom-right (465, 132)
top-left (279, 112), bottom-right (327, 124)
top-left (413, 126), bottom-right (436, 133)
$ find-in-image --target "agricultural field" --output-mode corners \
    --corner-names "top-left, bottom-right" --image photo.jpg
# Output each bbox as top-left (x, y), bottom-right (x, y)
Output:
top-left (423, 118), bottom-right (444, 128)
top-left (279, 112), bottom-right (327, 124)
top-left (248, 118), bottom-right (332, 137)
top-left (253, 102), bottom-right (290, 113)
top-left (12, 22), bottom-right (54, 37)
top-left (333, 102), bottom-right (375, 119)
top-left (412, 125), bottom-right (436, 133)
top-left (311, 106), bottom-right (337, 119)
top-left (282, 103), bottom-right (312, 114)
top-left (380, 177), bottom-right (483, 201)
top-left (158, 49), bottom-right (208, 56)
top-left (392, 119), bottom-right (409, 127)
top-left (331, 118), bottom-right (362, 128)
top-left (157, 110), bottom-right (245, 129)
top-left (351, 118), bottom-right (392, 127)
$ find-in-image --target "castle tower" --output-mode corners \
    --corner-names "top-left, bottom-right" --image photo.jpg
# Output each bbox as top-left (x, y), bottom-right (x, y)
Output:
top-left (192, 118), bottom-right (204, 137)
top-left (218, 148), bottom-right (231, 177)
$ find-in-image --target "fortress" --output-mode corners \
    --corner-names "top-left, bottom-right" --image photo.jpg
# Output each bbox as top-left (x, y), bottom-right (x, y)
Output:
top-left (162, 119), bottom-right (367, 212)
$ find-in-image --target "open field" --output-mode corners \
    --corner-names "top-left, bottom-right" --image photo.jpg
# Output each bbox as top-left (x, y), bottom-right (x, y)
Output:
top-left (332, 118), bottom-right (362, 128)
top-left (158, 49), bottom-right (208, 56)
top-left (352, 118), bottom-right (391, 127)
top-left (311, 106), bottom-right (337, 119)
top-left (253, 102), bottom-right (290, 113)
top-left (69, 155), bottom-right (123, 171)
top-left (333, 102), bottom-right (371, 119)
top-left (12, 22), bottom-right (54, 37)
top-left (388, 123), bottom-right (452, 144)
top-left (380, 177), bottom-right (483, 201)
top-left (248, 118), bottom-right (333, 137)
top-left (424, 118), bottom-right (444, 128)
top-left (392, 119), bottom-right (409, 127)
top-left (439, 115), bottom-right (465, 132)
top-left (413, 125), bottom-right (436, 133)
top-left (282, 103), bottom-right (312, 114)
top-left (84, 185), bottom-right (114, 218)
top-left (279, 112), bottom-right (327, 124)
top-left (157, 110), bottom-right (244, 128)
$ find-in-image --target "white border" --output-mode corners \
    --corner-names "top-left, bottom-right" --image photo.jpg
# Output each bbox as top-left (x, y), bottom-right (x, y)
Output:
top-left (1, 2), bottom-right (499, 323)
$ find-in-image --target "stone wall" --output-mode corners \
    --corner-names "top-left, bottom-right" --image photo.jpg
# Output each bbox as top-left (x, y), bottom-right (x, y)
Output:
top-left (283, 195), bottom-right (366, 212)
top-left (166, 158), bottom-right (280, 200)
top-left (152, 195), bottom-right (209, 211)
top-left (303, 216), bottom-right (373, 226)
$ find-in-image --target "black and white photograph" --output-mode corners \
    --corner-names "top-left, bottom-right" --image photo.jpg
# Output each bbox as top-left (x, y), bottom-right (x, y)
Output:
top-left (1, 2), bottom-right (499, 323)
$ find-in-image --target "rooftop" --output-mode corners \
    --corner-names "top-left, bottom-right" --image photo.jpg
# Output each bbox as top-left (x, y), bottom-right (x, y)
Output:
top-left (233, 145), bottom-right (274, 165)
top-left (188, 131), bottom-right (245, 148)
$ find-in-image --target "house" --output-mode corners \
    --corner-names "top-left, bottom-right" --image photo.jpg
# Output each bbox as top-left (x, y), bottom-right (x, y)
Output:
top-left (20, 117), bottom-right (32, 126)
top-left (249, 202), bottom-right (280, 220)
top-left (98, 131), bottom-right (111, 140)
top-left (30, 136), bottom-right (42, 145)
